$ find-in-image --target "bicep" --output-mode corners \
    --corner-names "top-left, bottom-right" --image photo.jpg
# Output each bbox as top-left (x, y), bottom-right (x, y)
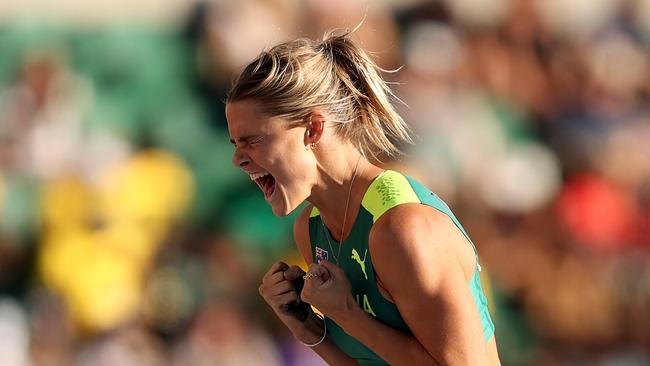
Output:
top-left (392, 259), bottom-right (487, 364)
top-left (370, 205), bottom-right (488, 364)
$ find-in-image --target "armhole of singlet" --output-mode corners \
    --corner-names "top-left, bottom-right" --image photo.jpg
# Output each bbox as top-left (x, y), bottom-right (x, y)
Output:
top-left (362, 170), bottom-right (481, 274)
top-left (404, 176), bottom-right (482, 273)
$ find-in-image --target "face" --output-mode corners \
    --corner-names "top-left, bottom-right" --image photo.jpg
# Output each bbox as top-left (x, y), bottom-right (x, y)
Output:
top-left (226, 100), bottom-right (316, 216)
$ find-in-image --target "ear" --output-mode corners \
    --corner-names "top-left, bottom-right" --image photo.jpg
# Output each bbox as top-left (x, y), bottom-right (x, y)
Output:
top-left (304, 111), bottom-right (325, 146)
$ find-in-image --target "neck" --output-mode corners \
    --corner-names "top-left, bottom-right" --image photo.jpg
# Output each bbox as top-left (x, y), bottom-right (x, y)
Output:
top-left (307, 152), bottom-right (383, 242)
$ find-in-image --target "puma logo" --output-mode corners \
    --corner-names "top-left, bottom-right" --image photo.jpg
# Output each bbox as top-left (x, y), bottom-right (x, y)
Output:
top-left (351, 248), bottom-right (368, 280)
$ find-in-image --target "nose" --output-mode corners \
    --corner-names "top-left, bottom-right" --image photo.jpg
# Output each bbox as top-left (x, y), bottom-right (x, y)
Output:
top-left (232, 147), bottom-right (250, 169)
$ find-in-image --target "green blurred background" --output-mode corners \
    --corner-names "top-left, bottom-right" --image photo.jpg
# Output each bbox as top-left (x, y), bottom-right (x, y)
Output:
top-left (1, 0), bottom-right (649, 365)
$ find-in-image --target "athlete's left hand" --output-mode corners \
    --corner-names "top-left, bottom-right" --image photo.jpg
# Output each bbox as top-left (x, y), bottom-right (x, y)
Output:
top-left (300, 260), bottom-right (358, 323)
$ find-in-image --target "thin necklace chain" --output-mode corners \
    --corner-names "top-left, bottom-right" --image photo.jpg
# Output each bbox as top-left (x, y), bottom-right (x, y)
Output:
top-left (320, 155), bottom-right (362, 264)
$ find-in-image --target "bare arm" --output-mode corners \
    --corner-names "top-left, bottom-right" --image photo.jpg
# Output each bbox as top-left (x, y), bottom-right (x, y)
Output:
top-left (292, 205), bottom-right (361, 366)
top-left (328, 204), bottom-right (491, 365)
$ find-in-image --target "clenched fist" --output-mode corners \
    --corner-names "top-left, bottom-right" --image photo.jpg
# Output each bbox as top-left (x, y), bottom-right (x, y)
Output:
top-left (259, 261), bottom-right (310, 325)
top-left (300, 260), bottom-right (357, 324)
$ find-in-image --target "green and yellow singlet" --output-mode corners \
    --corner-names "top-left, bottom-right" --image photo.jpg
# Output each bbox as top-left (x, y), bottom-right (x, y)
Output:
top-left (308, 170), bottom-right (495, 366)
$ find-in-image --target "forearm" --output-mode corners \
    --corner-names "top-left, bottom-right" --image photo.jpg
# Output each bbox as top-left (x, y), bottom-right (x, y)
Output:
top-left (294, 312), bottom-right (360, 366)
top-left (336, 304), bottom-right (441, 366)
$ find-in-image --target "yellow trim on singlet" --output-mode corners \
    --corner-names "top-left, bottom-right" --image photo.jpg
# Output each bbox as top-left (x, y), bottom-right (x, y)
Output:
top-left (310, 206), bottom-right (320, 218)
top-left (361, 170), bottom-right (421, 223)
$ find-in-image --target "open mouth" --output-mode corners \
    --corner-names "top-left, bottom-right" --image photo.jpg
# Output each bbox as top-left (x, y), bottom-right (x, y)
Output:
top-left (252, 172), bottom-right (276, 200)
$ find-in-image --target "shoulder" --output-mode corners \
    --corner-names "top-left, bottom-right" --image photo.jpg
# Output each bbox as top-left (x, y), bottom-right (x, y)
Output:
top-left (369, 204), bottom-right (493, 364)
top-left (369, 203), bottom-right (467, 287)
top-left (369, 202), bottom-right (455, 249)
top-left (294, 204), bottom-right (315, 264)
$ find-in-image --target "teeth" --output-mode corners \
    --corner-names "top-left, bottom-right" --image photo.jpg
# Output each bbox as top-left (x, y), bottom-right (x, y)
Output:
top-left (249, 171), bottom-right (270, 181)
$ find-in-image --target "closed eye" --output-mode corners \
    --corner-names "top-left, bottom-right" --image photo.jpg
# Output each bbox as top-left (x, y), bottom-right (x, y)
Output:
top-left (229, 135), bottom-right (264, 148)
top-left (249, 136), bottom-right (264, 145)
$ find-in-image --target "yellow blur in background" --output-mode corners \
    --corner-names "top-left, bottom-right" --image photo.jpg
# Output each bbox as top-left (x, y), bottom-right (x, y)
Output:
top-left (37, 150), bottom-right (193, 333)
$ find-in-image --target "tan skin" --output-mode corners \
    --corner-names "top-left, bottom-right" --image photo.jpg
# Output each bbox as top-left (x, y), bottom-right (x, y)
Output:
top-left (227, 100), bottom-right (501, 365)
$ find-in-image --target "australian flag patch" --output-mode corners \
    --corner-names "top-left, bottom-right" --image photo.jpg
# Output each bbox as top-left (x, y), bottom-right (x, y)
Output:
top-left (315, 246), bottom-right (329, 262)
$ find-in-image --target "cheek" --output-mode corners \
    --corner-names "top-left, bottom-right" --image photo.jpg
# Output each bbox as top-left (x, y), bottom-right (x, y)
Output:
top-left (275, 146), bottom-right (316, 180)
top-left (282, 151), bottom-right (314, 176)
top-left (263, 131), bottom-right (315, 179)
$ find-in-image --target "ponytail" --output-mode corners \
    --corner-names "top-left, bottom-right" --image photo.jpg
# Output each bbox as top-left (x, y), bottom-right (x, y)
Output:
top-left (320, 31), bottom-right (413, 161)
top-left (227, 29), bottom-right (413, 161)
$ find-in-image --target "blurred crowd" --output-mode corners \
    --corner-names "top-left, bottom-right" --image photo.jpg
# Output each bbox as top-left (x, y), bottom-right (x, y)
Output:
top-left (0, 0), bottom-right (649, 365)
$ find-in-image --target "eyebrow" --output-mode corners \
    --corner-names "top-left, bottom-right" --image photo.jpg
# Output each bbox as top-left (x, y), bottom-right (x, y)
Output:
top-left (229, 134), bottom-right (258, 145)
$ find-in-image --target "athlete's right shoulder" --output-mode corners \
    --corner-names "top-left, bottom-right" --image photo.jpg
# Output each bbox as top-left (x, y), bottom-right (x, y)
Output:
top-left (293, 204), bottom-right (314, 264)
top-left (296, 204), bottom-right (315, 226)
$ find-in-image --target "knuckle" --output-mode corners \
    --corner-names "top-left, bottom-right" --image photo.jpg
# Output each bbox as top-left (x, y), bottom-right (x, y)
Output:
top-left (300, 289), bottom-right (310, 302)
top-left (272, 273), bottom-right (284, 283)
top-left (292, 265), bottom-right (305, 273)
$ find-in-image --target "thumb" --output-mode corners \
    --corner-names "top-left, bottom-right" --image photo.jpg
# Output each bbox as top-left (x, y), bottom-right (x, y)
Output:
top-left (283, 265), bottom-right (305, 281)
top-left (318, 259), bottom-right (340, 277)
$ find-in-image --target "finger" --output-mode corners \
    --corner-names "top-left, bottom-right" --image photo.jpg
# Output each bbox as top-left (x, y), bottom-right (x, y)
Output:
top-left (271, 292), bottom-right (301, 312)
top-left (307, 263), bottom-right (326, 276)
top-left (300, 286), bottom-right (314, 304)
top-left (306, 273), bottom-right (326, 288)
top-left (264, 281), bottom-right (295, 298)
top-left (260, 288), bottom-right (299, 306)
top-left (317, 259), bottom-right (339, 279)
top-left (264, 271), bottom-right (288, 286)
top-left (259, 273), bottom-right (290, 297)
top-left (288, 269), bottom-right (306, 296)
top-left (307, 263), bottom-right (330, 282)
top-left (302, 270), bottom-right (326, 288)
top-left (284, 265), bottom-right (306, 281)
top-left (263, 261), bottom-right (289, 281)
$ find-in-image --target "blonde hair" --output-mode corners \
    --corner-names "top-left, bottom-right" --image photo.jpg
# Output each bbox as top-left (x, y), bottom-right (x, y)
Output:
top-left (227, 30), bottom-right (413, 161)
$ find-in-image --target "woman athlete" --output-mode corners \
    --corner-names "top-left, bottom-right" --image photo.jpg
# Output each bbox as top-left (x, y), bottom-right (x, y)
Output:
top-left (226, 30), bottom-right (501, 365)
